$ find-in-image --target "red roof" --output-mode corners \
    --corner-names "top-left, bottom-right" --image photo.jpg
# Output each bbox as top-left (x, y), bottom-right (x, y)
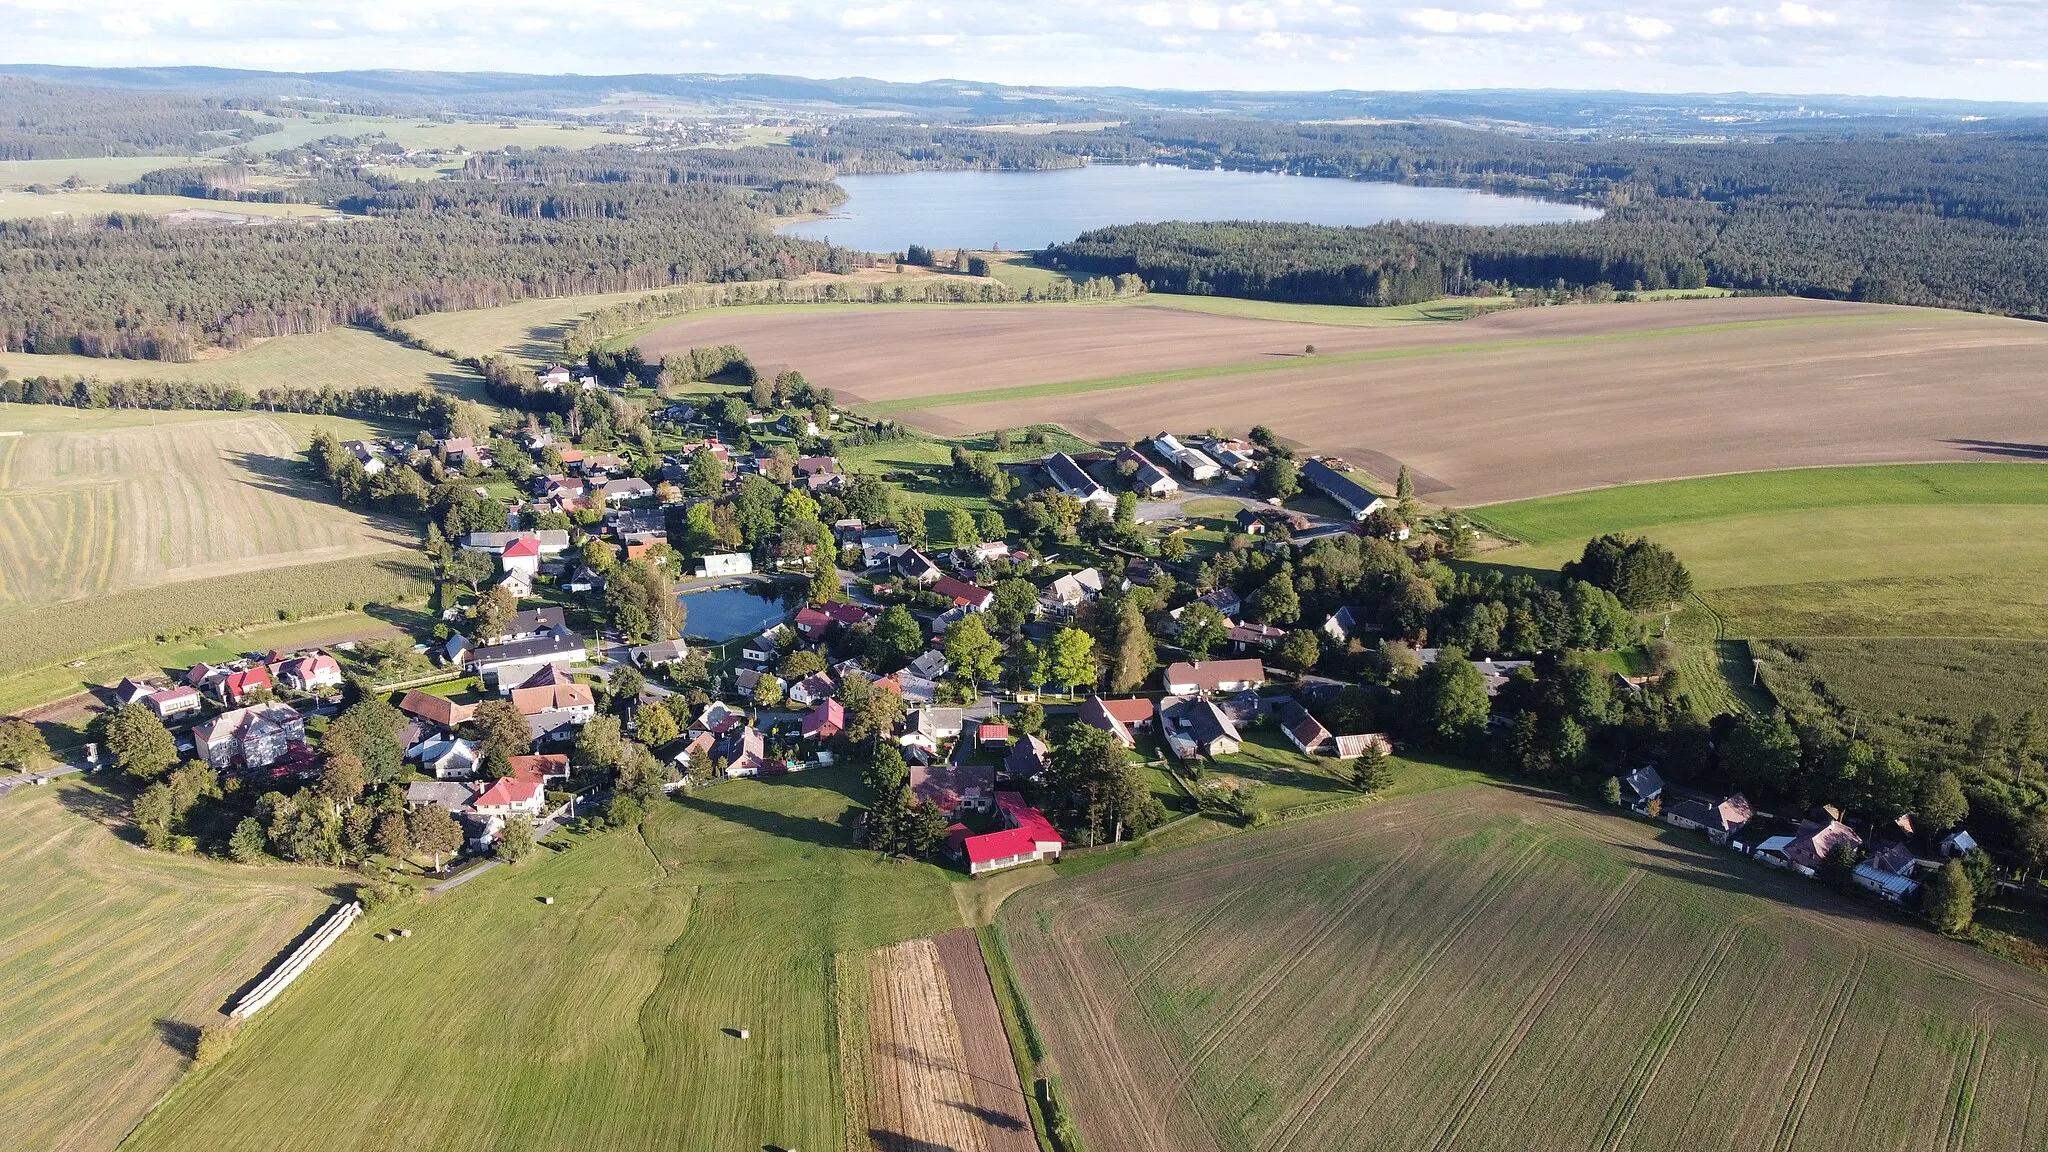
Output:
top-left (473, 777), bottom-right (543, 809)
top-left (803, 698), bottom-right (846, 739)
top-left (956, 793), bottom-right (1063, 864)
top-left (224, 666), bottom-right (273, 697)
top-left (978, 724), bottom-right (1010, 741)
top-left (502, 536), bottom-right (543, 559)
top-left (508, 754), bottom-right (569, 784)
top-left (931, 575), bottom-right (992, 608)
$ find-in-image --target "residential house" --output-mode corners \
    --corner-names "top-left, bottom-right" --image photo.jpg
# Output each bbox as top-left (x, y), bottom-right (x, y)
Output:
top-left (627, 638), bottom-right (690, 669)
top-left (511, 675), bottom-right (597, 740)
top-left (802, 699), bottom-right (846, 741)
top-left (1235, 507), bottom-right (1268, 536)
top-left (1196, 588), bottom-right (1243, 619)
top-left (442, 633), bottom-right (470, 665)
top-left (146, 686), bottom-right (204, 721)
top-left (1322, 607), bottom-right (1370, 644)
top-left (112, 677), bottom-right (158, 707)
top-left (974, 723), bottom-right (1011, 751)
top-left (1619, 765), bottom-right (1666, 812)
top-left (1853, 844), bottom-right (1923, 903)
top-left (795, 602), bottom-right (871, 640)
top-left (1756, 819), bottom-right (1862, 877)
top-left (886, 672), bottom-right (939, 708)
top-left (905, 650), bottom-right (950, 683)
top-left (469, 630), bottom-right (587, 691)
top-left (1942, 830), bottom-right (1980, 857)
top-left (860, 530), bottom-right (904, 568)
top-left (440, 437), bottom-right (482, 468)
top-left (1414, 648), bottom-right (1535, 696)
top-left (946, 792), bottom-right (1064, 876)
top-left (1078, 696), bottom-right (1158, 749)
top-left (795, 455), bottom-right (839, 481)
top-left (895, 548), bottom-right (942, 586)
top-left (1004, 734), bottom-right (1050, 780)
top-left (788, 671), bottom-right (836, 708)
top-left (499, 536), bottom-right (544, 577)
top-left (218, 665), bottom-right (274, 705)
top-left (508, 754), bottom-right (571, 786)
top-left (410, 737), bottom-right (483, 780)
top-left (1041, 568), bottom-right (1104, 612)
top-left (1116, 447), bottom-right (1179, 498)
top-left (717, 726), bottom-right (771, 777)
top-left (1157, 695), bottom-right (1244, 759)
top-left (1227, 622), bottom-right (1285, 653)
top-left (903, 707), bottom-right (966, 742)
top-left (564, 564), bottom-right (607, 594)
top-left (273, 653), bottom-right (342, 693)
top-left (619, 531), bottom-right (667, 563)
top-left (911, 758), bottom-right (998, 815)
top-left (1278, 700), bottom-right (1334, 756)
top-left (1042, 452), bottom-right (1115, 508)
top-left (498, 569), bottom-right (535, 600)
top-left (342, 439), bottom-right (385, 475)
top-left (1300, 459), bottom-right (1387, 521)
top-left (477, 608), bottom-right (569, 648)
top-left (691, 701), bottom-right (747, 739)
top-left (1151, 433), bottom-right (1222, 482)
top-left (1162, 659), bottom-right (1267, 696)
top-left (742, 624), bottom-right (790, 666)
top-left (602, 477), bottom-right (654, 504)
top-left (534, 474), bottom-right (588, 503)
top-left (733, 669), bottom-right (778, 702)
top-left (956, 541), bottom-right (1012, 568)
top-left (694, 552), bottom-right (753, 578)
top-left (193, 703), bottom-right (305, 770)
top-left (463, 530), bottom-right (572, 556)
top-left (406, 781), bottom-right (474, 812)
top-left (931, 575), bottom-right (994, 613)
top-left (1662, 792), bottom-right (1754, 844)
top-left (471, 776), bottom-right (546, 820)
top-left (397, 690), bottom-right (477, 733)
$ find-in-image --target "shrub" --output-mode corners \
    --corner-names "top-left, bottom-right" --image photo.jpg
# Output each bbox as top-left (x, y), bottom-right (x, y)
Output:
top-left (192, 1020), bottom-right (238, 1067)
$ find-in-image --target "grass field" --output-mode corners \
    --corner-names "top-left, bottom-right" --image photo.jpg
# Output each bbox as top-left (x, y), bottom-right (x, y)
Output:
top-left (126, 769), bottom-right (966, 1152)
top-left (0, 190), bottom-right (336, 221)
top-left (0, 779), bottom-right (335, 1152)
top-left (1754, 637), bottom-right (2048, 763)
top-left (1473, 463), bottom-right (2048, 637)
top-left (0, 325), bottom-right (484, 400)
top-left (0, 155), bottom-right (218, 189)
top-left (1003, 783), bottom-right (2048, 1152)
top-left (222, 113), bottom-right (647, 154)
top-left (392, 288), bottom-right (685, 365)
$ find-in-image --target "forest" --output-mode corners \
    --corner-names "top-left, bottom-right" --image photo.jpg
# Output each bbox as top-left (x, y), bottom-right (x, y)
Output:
top-left (0, 75), bottom-right (273, 159)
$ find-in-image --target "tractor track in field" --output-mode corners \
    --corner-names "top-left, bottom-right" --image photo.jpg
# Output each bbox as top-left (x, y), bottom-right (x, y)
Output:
top-left (1595, 918), bottom-right (1752, 1152)
top-left (1772, 946), bottom-right (1869, 1152)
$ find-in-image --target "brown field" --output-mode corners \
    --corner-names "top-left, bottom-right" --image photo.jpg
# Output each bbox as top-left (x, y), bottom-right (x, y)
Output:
top-left (932, 929), bottom-right (1037, 1152)
top-left (864, 937), bottom-right (993, 1152)
top-left (644, 296), bottom-right (2048, 505)
top-left (1002, 784), bottom-right (2048, 1152)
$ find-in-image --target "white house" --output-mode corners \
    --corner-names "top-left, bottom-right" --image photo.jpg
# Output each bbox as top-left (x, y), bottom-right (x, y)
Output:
top-left (1152, 433), bottom-right (1222, 482)
top-left (410, 737), bottom-right (483, 780)
top-left (471, 776), bottom-right (546, 819)
top-left (695, 552), bottom-right (754, 578)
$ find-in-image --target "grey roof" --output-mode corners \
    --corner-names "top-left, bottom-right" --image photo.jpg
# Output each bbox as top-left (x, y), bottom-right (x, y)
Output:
top-left (1159, 695), bottom-right (1241, 750)
top-left (1301, 459), bottom-right (1383, 517)
top-left (471, 630), bottom-right (585, 667)
top-left (1621, 764), bottom-right (1666, 801)
top-left (465, 530), bottom-right (572, 552)
top-left (406, 781), bottom-right (474, 810)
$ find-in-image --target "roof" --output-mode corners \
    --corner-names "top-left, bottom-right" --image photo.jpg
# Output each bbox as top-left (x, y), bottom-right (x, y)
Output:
top-left (1004, 734), bottom-right (1049, 776)
top-left (471, 630), bottom-right (585, 667)
top-left (501, 607), bottom-right (566, 637)
top-left (397, 690), bottom-right (476, 729)
top-left (516, 662), bottom-right (577, 689)
top-left (1158, 695), bottom-right (1242, 752)
top-left (1079, 695), bottom-right (1154, 746)
top-left (1853, 860), bottom-right (1921, 898)
top-left (508, 754), bottom-right (570, 784)
top-left (1332, 732), bottom-right (1390, 759)
top-left (406, 781), bottom-right (474, 809)
top-left (1300, 458), bottom-right (1384, 516)
top-left (502, 536), bottom-right (543, 559)
top-left (628, 639), bottom-right (689, 664)
top-left (1786, 819), bottom-right (1862, 872)
top-left (223, 666), bottom-right (273, 696)
top-left (1043, 451), bottom-right (1098, 494)
top-left (473, 777), bottom-right (544, 809)
top-left (931, 575), bottom-right (992, 608)
top-left (1278, 700), bottom-right (1331, 750)
top-left (1163, 659), bottom-right (1267, 692)
top-left (1621, 764), bottom-right (1666, 801)
top-left (194, 702), bottom-right (300, 744)
top-left (802, 698), bottom-right (846, 738)
top-left (511, 682), bottom-right (595, 715)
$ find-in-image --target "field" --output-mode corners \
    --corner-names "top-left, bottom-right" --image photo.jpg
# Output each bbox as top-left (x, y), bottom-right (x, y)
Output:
top-left (1002, 783), bottom-right (2048, 1152)
top-left (0, 190), bottom-right (336, 221)
top-left (0, 155), bottom-right (219, 189)
top-left (392, 288), bottom-right (688, 365)
top-left (0, 325), bottom-right (483, 399)
top-left (643, 295), bottom-right (2048, 505)
top-left (223, 113), bottom-right (647, 154)
top-left (1754, 637), bottom-right (2048, 763)
top-left (1473, 463), bottom-right (2048, 637)
top-left (125, 769), bottom-right (966, 1152)
top-left (0, 780), bottom-right (334, 1152)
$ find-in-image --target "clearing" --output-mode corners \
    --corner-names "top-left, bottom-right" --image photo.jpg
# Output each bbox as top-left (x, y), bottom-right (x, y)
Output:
top-left (124, 769), bottom-right (966, 1152)
top-left (0, 779), bottom-right (334, 1152)
top-left (0, 190), bottom-right (336, 222)
top-left (1002, 783), bottom-right (2048, 1152)
top-left (0, 155), bottom-right (219, 189)
top-left (0, 325), bottom-right (483, 400)
top-left (1473, 463), bottom-right (2048, 637)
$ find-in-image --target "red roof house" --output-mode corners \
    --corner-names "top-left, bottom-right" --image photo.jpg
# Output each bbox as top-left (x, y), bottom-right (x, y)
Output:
top-left (220, 665), bottom-right (274, 704)
top-left (802, 698), bottom-right (846, 741)
top-left (931, 575), bottom-right (994, 612)
top-left (472, 776), bottom-right (545, 818)
top-left (508, 753), bottom-right (570, 785)
top-left (947, 792), bottom-right (1064, 875)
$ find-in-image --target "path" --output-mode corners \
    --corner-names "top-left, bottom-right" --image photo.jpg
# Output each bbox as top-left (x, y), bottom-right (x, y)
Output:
top-left (423, 793), bottom-right (588, 896)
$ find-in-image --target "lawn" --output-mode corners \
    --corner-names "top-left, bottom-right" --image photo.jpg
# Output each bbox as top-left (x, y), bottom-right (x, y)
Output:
top-left (0, 779), bottom-right (337, 1152)
top-left (125, 768), bottom-right (967, 1152)
top-left (1202, 729), bottom-right (1359, 814)
top-left (393, 288), bottom-right (688, 366)
top-left (0, 155), bottom-right (219, 189)
top-left (0, 325), bottom-right (485, 401)
top-left (1003, 782), bottom-right (2048, 1152)
top-left (1470, 463), bottom-right (2048, 638)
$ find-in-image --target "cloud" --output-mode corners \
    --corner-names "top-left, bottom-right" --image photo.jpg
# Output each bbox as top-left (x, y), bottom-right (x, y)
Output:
top-left (1624, 16), bottom-right (1674, 39)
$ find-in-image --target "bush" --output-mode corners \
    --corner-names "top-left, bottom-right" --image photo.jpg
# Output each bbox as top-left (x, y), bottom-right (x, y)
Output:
top-left (357, 878), bottom-right (413, 912)
top-left (192, 1020), bottom-right (238, 1067)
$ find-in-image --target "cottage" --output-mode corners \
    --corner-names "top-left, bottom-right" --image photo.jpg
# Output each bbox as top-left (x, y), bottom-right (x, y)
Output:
top-left (946, 793), bottom-right (1064, 876)
top-left (1277, 700), bottom-right (1334, 756)
top-left (694, 552), bottom-right (754, 578)
top-left (146, 685), bottom-right (204, 721)
top-left (112, 677), bottom-right (158, 706)
top-left (1157, 695), bottom-right (1243, 759)
top-left (912, 758), bottom-right (998, 816)
top-left (717, 726), bottom-right (772, 777)
top-left (193, 703), bottom-right (305, 770)
top-left (1042, 452), bottom-right (1116, 507)
top-left (741, 623), bottom-right (790, 666)
top-left (895, 548), bottom-right (942, 585)
top-left (788, 671), bottom-right (837, 708)
top-left (1041, 568), bottom-right (1105, 612)
top-left (1116, 446), bottom-right (1180, 498)
top-left (931, 575), bottom-right (994, 612)
top-left (1162, 659), bottom-right (1267, 696)
top-left (802, 698), bottom-right (846, 741)
top-left (1004, 734), bottom-right (1050, 780)
top-left (1078, 696), bottom-right (1158, 749)
top-left (471, 776), bottom-right (546, 820)
top-left (471, 630), bottom-right (587, 691)
top-left (1300, 459), bottom-right (1387, 521)
top-left (410, 737), bottom-right (483, 780)
top-left (1618, 764), bottom-right (1666, 812)
top-left (397, 690), bottom-right (477, 732)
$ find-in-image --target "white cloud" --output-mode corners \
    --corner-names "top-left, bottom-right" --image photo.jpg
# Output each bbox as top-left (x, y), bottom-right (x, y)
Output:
top-left (1133, 3), bottom-right (1173, 28)
top-left (1406, 8), bottom-right (1462, 34)
top-left (1625, 15), bottom-right (1674, 39)
top-left (1775, 2), bottom-right (1836, 27)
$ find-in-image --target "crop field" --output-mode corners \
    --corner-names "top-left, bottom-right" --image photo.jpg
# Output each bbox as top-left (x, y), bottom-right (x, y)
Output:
top-left (392, 288), bottom-right (685, 365)
top-left (1003, 784), bottom-right (2048, 1152)
top-left (1474, 463), bottom-right (2048, 637)
top-left (1754, 637), bottom-right (2048, 763)
top-left (0, 780), bottom-right (334, 1152)
top-left (0, 325), bottom-right (483, 399)
top-left (126, 769), bottom-right (965, 1152)
top-left (0, 190), bottom-right (337, 221)
top-left (657, 295), bottom-right (2048, 505)
top-left (857, 933), bottom-right (1033, 1152)
top-left (222, 113), bottom-right (648, 154)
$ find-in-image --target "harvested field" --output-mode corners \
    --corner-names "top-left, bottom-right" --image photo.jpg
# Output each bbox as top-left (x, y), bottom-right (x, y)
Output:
top-left (932, 929), bottom-right (1036, 1152)
top-left (648, 295), bottom-right (2048, 505)
top-left (866, 937), bottom-right (990, 1152)
top-left (0, 325), bottom-right (483, 400)
top-left (1003, 784), bottom-right (2048, 1152)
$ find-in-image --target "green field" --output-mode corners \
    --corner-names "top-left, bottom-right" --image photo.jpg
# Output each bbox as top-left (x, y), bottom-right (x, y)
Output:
top-left (0, 155), bottom-right (219, 189)
top-left (393, 288), bottom-right (685, 365)
top-left (0, 325), bottom-right (484, 400)
top-left (0, 780), bottom-right (334, 1152)
top-left (1004, 783), bottom-right (2048, 1152)
top-left (1472, 463), bottom-right (2048, 638)
top-left (1755, 637), bottom-right (2048, 763)
top-left (126, 769), bottom-right (965, 1152)
top-left (0, 190), bottom-right (336, 221)
top-left (222, 113), bottom-right (647, 154)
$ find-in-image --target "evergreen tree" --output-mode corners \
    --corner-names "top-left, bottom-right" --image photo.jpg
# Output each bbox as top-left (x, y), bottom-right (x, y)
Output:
top-left (1107, 600), bottom-right (1156, 694)
top-left (1352, 742), bottom-right (1394, 792)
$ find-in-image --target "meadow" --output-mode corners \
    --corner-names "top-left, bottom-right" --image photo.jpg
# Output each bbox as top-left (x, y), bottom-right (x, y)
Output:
top-left (1003, 783), bottom-right (2048, 1152)
top-left (0, 780), bottom-right (336, 1152)
top-left (0, 155), bottom-right (219, 189)
top-left (0, 190), bottom-right (337, 221)
top-left (0, 325), bottom-right (484, 400)
top-left (1473, 463), bottom-right (2048, 638)
top-left (220, 113), bottom-right (647, 154)
top-left (1754, 637), bottom-right (2048, 764)
top-left (125, 769), bottom-right (967, 1152)
top-left (392, 288), bottom-right (687, 365)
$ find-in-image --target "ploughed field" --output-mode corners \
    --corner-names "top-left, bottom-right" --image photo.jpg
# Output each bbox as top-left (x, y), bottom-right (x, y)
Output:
top-left (641, 296), bottom-right (2048, 505)
top-left (1002, 785), bottom-right (2048, 1152)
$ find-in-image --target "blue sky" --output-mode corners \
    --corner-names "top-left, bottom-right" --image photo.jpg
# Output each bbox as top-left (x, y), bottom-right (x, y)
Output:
top-left (5, 1), bottom-right (2045, 102)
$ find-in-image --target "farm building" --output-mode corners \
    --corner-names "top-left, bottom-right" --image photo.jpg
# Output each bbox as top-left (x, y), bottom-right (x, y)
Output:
top-left (1042, 452), bottom-right (1116, 507)
top-left (1079, 696), bottom-right (1158, 749)
top-left (1152, 433), bottom-right (1222, 481)
top-left (1158, 695), bottom-right (1244, 759)
top-left (946, 792), bottom-right (1064, 876)
top-left (1300, 458), bottom-right (1387, 521)
top-left (470, 630), bottom-right (588, 691)
top-left (1116, 447), bottom-right (1180, 498)
top-left (465, 530), bottom-right (571, 555)
top-left (397, 690), bottom-right (476, 732)
top-left (1277, 701), bottom-right (1334, 756)
top-left (1332, 732), bottom-right (1392, 759)
top-left (1162, 659), bottom-right (1268, 696)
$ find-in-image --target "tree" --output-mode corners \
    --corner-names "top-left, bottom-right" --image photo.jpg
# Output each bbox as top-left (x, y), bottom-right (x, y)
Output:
top-left (944, 613), bottom-right (1004, 691)
top-left (133, 783), bottom-right (176, 849)
top-left (1246, 567), bottom-right (1300, 625)
top-left (905, 800), bottom-right (952, 856)
top-left (470, 699), bottom-right (533, 775)
top-left (373, 809), bottom-right (411, 859)
top-left (1601, 775), bottom-right (1624, 805)
top-left (1049, 627), bottom-right (1098, 694)
top-left (1720, 712), bottom-right (1804, 800)
top-left (193, 1021), bottom-right (239, 1068)
top-left (1415, 650), bottom-right (1491, 748)
top-left (1925, 858), bottom-right (1975, 935)
top-left (1106, 600), bottom-right (1156, 694)
top-left (1256, 455), bottom-right (1299, 500)
top-left (317, 752), bottom-right (367, 811)
top-left (229, 817), bottom-right (269, 863)
top-left (472, 583), bottom-right (518, 643)
top-left (946, 507), bottom-right (981, 547)
top-left (809, 533), bottom-right (839, 605)
top-left (1012, 701), bottom-right (1046, 736)
top-left (864, 742), bottom-right (910, 800)
top-left (866, 605), bottom-right (924, 670)
top-left (0, 718), bottom-right (48, 771)
top-left (448, 547), bottom-right (495, 594)
top-left (1177, 601), bottom-right (1229, 661)
top-left (1917, 770), bottom-right (1969, 832)
top-left (1563, 534), bottom-right (1692, 610)
top-left (990, 579), bottom-right (1039, 634)
top-left (1276, 629), bottom-right (1321, 674)
top-left (751, 674), bottom-right (784, 709)
top-left (780, 648), bottom-right (827, 680)
top-left (1352, 742), bottom-right (1394, 792)
top-left (496, 816), bottom-right (537, 862)
top-left (841, 676), bottom-right (905, 745)
top-left (105, 703), bottom-right (178, 780)
top-left (409, 805), bottom-right (465, 870)
top-left (575, 714), bottom-right (631, 776)
top-left (324, 697), bottom-right (406, 785)
top-left (636, 703), bottom-right (679, 750)
top-left (1048, 723), bottom-right (1162, 843)
top-left (1818, 840), bottom-right (1859, 893)
top-left (2018, 812), bottom-right (2048, 878)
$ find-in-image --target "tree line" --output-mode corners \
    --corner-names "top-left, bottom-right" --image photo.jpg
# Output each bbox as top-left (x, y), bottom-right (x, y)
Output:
top-left (0, 371), bottom-right (457, 425)
top-left (0, 75), bottom-right (275, 160)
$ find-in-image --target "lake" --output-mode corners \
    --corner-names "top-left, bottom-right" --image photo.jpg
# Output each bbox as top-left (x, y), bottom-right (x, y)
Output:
top-left (678, 584), bottom-right (790, 642)
top-left (778, 163), bottom-right (1601, 252)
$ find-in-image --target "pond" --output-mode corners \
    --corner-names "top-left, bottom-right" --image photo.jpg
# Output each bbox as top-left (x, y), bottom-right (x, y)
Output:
top-left (777, 163), bottom-right (1601, 253)
top-left (677, 584), bottom-right (790, 643)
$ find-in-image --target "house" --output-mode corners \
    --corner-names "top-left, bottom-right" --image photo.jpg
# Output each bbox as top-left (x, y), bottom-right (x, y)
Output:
top-left (904, 707), bottom-right (966, 742)
top-left (1151, 433), bottom-right (1222, 482)
top-left (535, 364), bottom-right (575, 389)
top-left (215, 664), bottom-right (274, 705)
top-left (471, 776), bottom-right (546, 820)
top-left (498, 569), bottom-right (535, 600)
top-left (469, 630), bottom-right (587, 691)
top-left (975, 723), bottom-right (1011, 750)
top-left (405, 781), bottom-right (474, 812)
top-left (694, 552), bottom-right (753, 579)
top-left (410, 737), bottom-right (483, 780)
top-left (508, 753), bottom-right (571, 786)
top-left (193, 703), bottom-right (305, 770)
top-left (895, 548), bottom-right (942, 586)
top-left (788, 671), bottom-right (836, 708)
top-left (931, 575), bottom-right (994, 612)
top-left (273, 652), bottom-right (342, 693)
top-left (1300, 459), bottom-right (1387, 521)
top-left (146, 686), bottom-right (204, 721)
top-left (1235, 508), bottom-right (1268, 536)
top-left (183, 662), bottom-right (224, 691)
top-left (1853, 844), bottom-right (1922, 903)
top-left (511, 679), bottom-right (596, 727)
top-left (1278, 700), bottom-right (1334, 756)
top-left (717, 726), bottom-right (771, 777)
top-left (1079, 696), bottom-right (1158, 749)
top-left (1942, 830), bottom-right (1980, 857)
top-left (1764, 819), bottom-right (1862, 877)
top-left (1157, 695), bottom-right (1243, 759)
top-left (440, 437), bottom-right (480, 467)
top-left (691, 701), bottom-right (747, 739)
top-left (956, 541), bottom-right (1011, 568)
top-left (619, 531), bottom-right (667, 562)
top-left (1041, 568), bottom-right (1104, 612)
top-left (602, 477), bottom-right (654, 504)
top-left (905, 650), bottom-right (950, 683)
top-left (1322, 607), bottom-right (1370, 644)
top-left (888, 672), bottom-right (939, 707)
top-left (342, 439), bottom-right (385, 475)
top-left (477, 607), bottom-right (567, 647)
top-left (564, 564), bottom-right (606, 594)
top-left (628, 638), bottom-right (690, 668)
top-left (534, 474), bottom-right (588, 502)
top-left (1004, 734), bottom-right (1050, 780)
top-left (946, 792), bottom-right (1064, 876)
top-left (795, 455), bottom-right (839, 481)
top-left (443, 633), bottom-right (471, 665)
top-left (1116, 446), bottom-right (1179, 498)
top-left (1619, 765), bottom-right (1666, 812)
top-left (911, 758), bottom-right (998, 815)
top-left (1227, 622), bottom-right (1286, 652)
top-left (112, 677), bottom-right (158, 706)
top-left (1162, 659), bottom-right (1267, 696)
top-left (1196, 588), bottom-right (1243, 619)
top-left (1042, 452), bottom-right (1116, 507)
top-left (794, 602), bottom-right (870, 640)
top-left (499, 536), bottom-right (544, 577)
top-left (802, 698), bottom-right (845, 741)
top-left (1662, 792), bottom-right (1753, 844)
top-left (464, 530), bottom-right (572, 556)
top-left (397, 690), bottom-right (477, 732)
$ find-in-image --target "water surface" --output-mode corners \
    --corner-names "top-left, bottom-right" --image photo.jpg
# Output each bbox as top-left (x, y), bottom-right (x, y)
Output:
top-left (779, 164), bottom-right (1601, 252)
top-left (678, 585), bottom-right (789, 642)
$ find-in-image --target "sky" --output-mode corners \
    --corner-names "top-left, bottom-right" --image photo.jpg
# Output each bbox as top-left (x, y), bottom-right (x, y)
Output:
top-left (4, 1), bottom-right (2046, 103)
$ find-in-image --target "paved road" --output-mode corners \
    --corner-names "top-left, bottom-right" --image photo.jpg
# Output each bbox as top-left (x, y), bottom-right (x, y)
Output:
top-left (0, 761), bottom-right (85, 800)
top-left (423, 793), bottom-right (590, 896)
